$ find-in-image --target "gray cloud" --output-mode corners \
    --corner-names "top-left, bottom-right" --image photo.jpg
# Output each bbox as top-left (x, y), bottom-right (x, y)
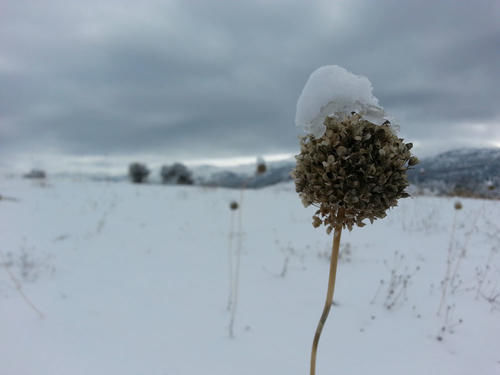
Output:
top-left (1, 0), bottom-right (499, 164)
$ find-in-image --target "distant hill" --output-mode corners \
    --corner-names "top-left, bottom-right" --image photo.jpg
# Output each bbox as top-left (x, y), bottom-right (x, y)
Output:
top-left (198, 161), bottom-right (294, 188)
top-left (407, 148), bottom-right (500, 198)
top-left (201, 148), bottom-right (500, 198)
top-left (18, 148), bottom-right (499, 198)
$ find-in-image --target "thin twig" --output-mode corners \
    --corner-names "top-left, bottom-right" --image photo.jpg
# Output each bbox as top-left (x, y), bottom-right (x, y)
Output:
top-left (475, 247), bottom-right (496, 300)
top-left (229, 186), bottom-right (245, 338)
top-left (0, 250), bottom-right (44, 319)
top-left (227, 211), bottom-right (235, 311)
top-left (449, 207), bottom-right (482, 294)
top-left (279, 257), bottom-right (290, 278)
top-left (0, 194), bottom-right (20, 202)
top-left (438, 210), bottom-right (458, 316)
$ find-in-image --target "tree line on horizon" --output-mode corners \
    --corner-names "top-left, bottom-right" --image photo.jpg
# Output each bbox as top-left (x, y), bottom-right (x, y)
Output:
top-left (128, 162), bottom-right (194, 185)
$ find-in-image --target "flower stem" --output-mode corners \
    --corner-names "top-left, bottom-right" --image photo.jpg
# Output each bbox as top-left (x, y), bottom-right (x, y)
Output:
top-left (229, 186), bottom-right (245, 338)
top-left (310, 210), bottom-right (344, 375)
top-left (227, 210), bottom-right (235, 311)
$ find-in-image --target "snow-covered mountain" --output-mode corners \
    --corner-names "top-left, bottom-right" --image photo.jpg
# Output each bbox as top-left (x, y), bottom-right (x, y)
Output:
top-left (197, 160), bottom-right (295, 188)
top-left (407, 148), bottom-right (500, 198)
top-left (202, 148), bottom-right (500, 198)
top-left (10, 148), bottom-right (500, 198)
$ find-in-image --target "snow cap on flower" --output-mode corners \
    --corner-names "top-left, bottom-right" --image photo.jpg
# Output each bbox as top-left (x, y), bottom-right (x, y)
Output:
top-left (295, 65), bottom-right (394, 138)
top-left (293, 65), bottom-right (418, 232)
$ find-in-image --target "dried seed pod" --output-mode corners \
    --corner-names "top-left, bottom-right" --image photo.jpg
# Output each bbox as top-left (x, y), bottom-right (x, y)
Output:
top-left (312, 216), bottom-right (322, 228)
top-left (256, 156), bottom-right (267, 175)
top-left (256, 163), bottom-right (267, 175)
top-left (293, 114), bottom-right (417, 231)
top-left (408, 156), bottom-right (419, 166)
top-left (454, 201), bottom-right (463, 210)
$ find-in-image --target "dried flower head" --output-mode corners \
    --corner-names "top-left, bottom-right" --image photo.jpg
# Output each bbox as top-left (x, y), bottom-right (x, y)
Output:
top-left (229, 201), bottom-right (239, 210)
top-left (292, 113), bottom-right (418, 232)
top-left (454, 201), bottom-right (463, 210)
top-left (256, 156), bottom-right (267, 175)
top-left (256, 163), bottom-right (267, 175)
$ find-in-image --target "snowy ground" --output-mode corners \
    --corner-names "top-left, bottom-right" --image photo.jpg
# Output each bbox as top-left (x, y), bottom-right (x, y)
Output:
top-left (1, 177), bottom-right (499, 375)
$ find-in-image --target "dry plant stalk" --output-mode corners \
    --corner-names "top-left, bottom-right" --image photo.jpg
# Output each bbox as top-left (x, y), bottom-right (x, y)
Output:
top-left (292, 113), bottom-right (417, 375)
top-left (0, 250), bottom-right (44, 319)
top-left (228, 159), bottom-right (267, 337)
top-left (438, 203), bottom-right (483, 314)
top-left (227, 204), bottom-right (237, 311)
top-left (438, 205), bottom-right (459, 315)
top-left (310, 208), bottom-right (343, 375)
top-left (228, 193), bottom-right (243, 338)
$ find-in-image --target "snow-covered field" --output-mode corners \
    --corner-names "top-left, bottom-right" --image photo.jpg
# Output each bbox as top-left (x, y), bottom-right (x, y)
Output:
top-left (1, 177), bottom-right (499, 375)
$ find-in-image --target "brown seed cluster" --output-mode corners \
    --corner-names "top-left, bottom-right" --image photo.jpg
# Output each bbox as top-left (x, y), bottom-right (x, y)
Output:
top-left (292, 113), bottom-right (418, 232)
top-left (256, 163), bottom-right (267, 175)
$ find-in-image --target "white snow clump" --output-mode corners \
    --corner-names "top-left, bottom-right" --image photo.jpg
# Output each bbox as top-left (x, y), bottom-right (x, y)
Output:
top-left (295, 65), bottom-right (394, 138)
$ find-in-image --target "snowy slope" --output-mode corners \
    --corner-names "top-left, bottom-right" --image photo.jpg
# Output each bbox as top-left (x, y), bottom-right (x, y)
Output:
top-left (408, 148), bottom-right (500, 198)
top-left (1, 177), bottom-right (499, 375)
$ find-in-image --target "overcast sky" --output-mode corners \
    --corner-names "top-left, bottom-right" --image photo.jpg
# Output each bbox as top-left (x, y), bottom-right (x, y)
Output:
top-left (1, 0), bottom-right (499, 170)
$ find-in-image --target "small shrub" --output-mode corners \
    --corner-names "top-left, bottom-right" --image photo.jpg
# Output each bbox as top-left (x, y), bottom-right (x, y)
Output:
top-left (160, 163), bottom-right (193, 185)
top-left (23, 169), bottom-right (46, 179)
top-left (128, 163), bottom-right (150, 183)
